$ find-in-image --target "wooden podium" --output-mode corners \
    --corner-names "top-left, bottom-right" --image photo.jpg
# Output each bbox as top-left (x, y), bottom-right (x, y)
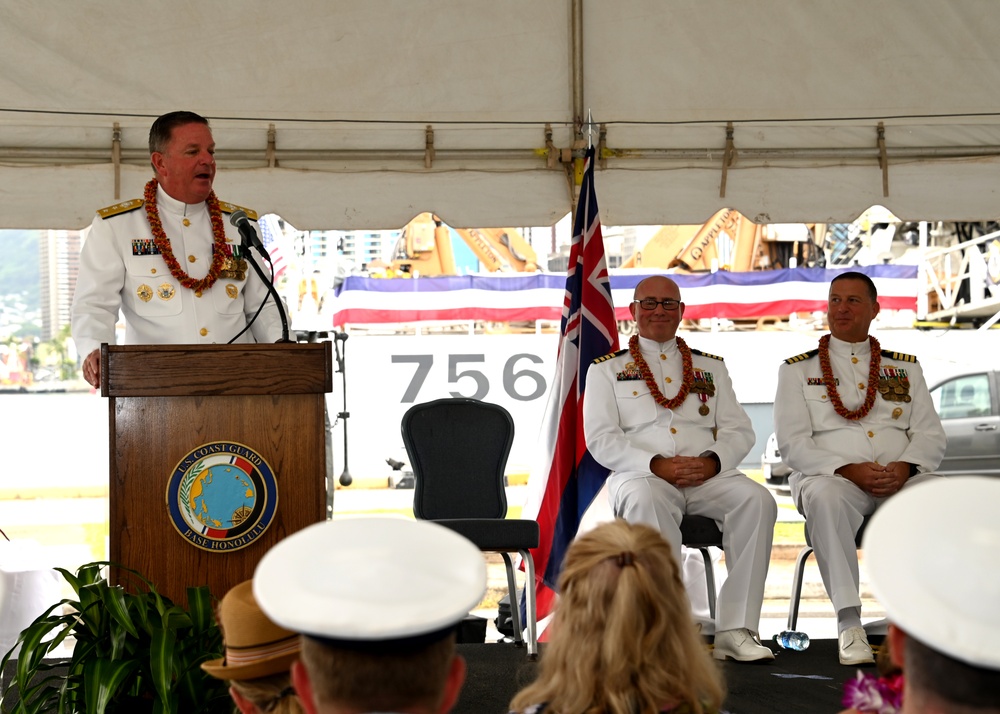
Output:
top-left (101, 343), bottom-right (332, 605)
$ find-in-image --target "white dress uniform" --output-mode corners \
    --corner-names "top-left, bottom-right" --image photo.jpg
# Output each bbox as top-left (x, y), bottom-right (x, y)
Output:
top-left (583, 335), bottom-right (777, 632)
top-left (774, 335), bottom-right (946, 613)
top-left (71, 185), bottom-right (282, 358)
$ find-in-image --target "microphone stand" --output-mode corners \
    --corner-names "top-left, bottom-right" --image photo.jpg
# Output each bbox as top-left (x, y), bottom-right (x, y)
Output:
top-left (333, 332), bottom-right (353, 489)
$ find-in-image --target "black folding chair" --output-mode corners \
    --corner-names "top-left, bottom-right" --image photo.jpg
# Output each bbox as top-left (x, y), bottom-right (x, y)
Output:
top-left (401, 397), bottom-right (539, 659)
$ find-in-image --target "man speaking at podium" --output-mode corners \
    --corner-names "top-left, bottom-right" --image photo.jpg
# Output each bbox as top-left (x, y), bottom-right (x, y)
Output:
top-left (72, 110), bottom-right (283, 388)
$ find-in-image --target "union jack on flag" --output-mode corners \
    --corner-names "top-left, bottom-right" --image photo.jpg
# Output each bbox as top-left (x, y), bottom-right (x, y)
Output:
top-left (521, 145), bottom-right (619, 621)
top-left (258, 214), bottom-right (289, 279)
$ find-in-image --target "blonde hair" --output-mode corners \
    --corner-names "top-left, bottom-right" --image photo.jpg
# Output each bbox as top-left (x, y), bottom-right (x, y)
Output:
top-left (510, 519), bottom-right (725, 714)
top-left (229, 672), bottom-right (303, 714)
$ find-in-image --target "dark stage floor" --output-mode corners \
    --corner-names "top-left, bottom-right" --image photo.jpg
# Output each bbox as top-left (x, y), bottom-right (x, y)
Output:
top-left (2, 641), bottom-right (866, 713)
top-left (456, 639), bottom-right (870, 714)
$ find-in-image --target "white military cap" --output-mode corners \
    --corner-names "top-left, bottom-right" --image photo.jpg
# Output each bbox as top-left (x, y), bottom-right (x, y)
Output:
top-left (863, 476), bottom-right (1000, 670)
top-left (253, 516), bottom-right (486, 648)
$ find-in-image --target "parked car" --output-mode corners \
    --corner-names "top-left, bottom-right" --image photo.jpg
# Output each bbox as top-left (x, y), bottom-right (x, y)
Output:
top-left (760, 431), bottom-right (792, 491)
top-left (763, 368), bottom-right (1000, 486)
top-left (928, 368), bottom-right (1000, 475)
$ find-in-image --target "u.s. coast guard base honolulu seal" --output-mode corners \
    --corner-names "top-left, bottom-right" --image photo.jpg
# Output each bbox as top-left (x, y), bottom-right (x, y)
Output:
top-left (166, 441), bottom-right (278, 552)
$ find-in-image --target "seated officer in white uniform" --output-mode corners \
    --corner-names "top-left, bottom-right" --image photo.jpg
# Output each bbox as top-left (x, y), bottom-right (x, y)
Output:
top-left (774, 271), bottom-right (945, 667)
top-left (72, 110), bottom-right (282, 388)
top-left (254, 517), bottom-right (486, 714)
top-left (584, 275), bottom-right (777, 663)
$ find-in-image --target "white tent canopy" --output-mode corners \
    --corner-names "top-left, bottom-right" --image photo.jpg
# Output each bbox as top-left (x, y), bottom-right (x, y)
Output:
top-left (3, 1), bottom-right (1000, 230)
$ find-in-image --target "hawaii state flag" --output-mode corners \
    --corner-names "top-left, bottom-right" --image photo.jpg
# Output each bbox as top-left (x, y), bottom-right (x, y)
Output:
top-left (521, 145), bottom-right (619, 621)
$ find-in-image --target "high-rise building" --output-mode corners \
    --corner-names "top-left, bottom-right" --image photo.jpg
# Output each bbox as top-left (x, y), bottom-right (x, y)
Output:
top-left (279, 225), bottom-right (402, 276)
top-left (39, 229), bottom-right (81, 341)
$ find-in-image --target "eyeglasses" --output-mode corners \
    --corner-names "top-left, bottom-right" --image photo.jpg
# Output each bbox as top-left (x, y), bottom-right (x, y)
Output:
top-left (633, 298), bottom-right (681, 311)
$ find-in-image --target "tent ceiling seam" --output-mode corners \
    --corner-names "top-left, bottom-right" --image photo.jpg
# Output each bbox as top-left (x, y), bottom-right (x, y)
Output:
top-left (4, 145), bottom-right (1000, 164)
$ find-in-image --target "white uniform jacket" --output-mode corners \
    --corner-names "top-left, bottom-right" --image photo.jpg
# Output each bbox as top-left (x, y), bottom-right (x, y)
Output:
top-left (584, 336), bottom-right (755, 476)
top-left (72, 186), bottom-right (283, 357)
top-left (774, 335), bottom-right (946, 477)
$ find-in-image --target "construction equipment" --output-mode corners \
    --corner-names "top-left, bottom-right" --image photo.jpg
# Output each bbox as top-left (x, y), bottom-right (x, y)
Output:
top-left (621, 208), bottom-right (822, 272)
top-left (388, 213), bottom-right (538, 276)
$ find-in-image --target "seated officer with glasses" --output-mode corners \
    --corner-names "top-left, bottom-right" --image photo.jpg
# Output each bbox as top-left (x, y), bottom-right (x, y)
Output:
top-left (584, 275), bottom-right (777, 662)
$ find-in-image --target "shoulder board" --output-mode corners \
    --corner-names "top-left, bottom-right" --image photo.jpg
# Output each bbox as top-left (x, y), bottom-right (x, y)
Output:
top-left (97, 198), bottom-right (143, 219)
top-left (218, 201), bottom-right (258, 221)
top-left (784, 349), bottom-right (818, 364)
top-left (592, 348), bottom-right (628, 364)
top-left (690, 348), bottom-right (724, 361)
top-left (881, 349), bottom-right (917, 363)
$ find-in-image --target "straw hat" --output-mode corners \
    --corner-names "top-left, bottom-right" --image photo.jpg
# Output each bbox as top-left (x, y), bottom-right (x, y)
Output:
top-left (864, 476), bottom-right (1000, 670)
top-left (202, 580), bottom-right (300, 680)
top-left (253, 516), bottom-right (486, 648)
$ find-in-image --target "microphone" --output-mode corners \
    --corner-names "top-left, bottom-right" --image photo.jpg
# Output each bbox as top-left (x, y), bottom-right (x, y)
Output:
top-left (224, 210), bottom-right (291, 344)
top-left (229, 209), bottom-right (266, 253)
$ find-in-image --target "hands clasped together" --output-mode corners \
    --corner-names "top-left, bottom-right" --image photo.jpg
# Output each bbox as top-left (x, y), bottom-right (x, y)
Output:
top-left (836, 461), bottom-right (911, 498)
top-left (651, 455), bottom-right (720, 489)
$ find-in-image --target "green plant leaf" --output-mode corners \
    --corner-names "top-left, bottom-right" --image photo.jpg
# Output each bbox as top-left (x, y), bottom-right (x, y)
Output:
top-left (160, 606), bottom-right (193, 633)
top-left (186, 586), bottom-right (215, 633)
top-left (54, 566), bottom-right (81, 595)
top-left (75, 562), bottom-right (105, 590)
top-left (13, 612), bottom-right (72, 688)
top-left (0, 600), bottom-right (69, 671)
top-left (77, 582), bottom-right (108, 639)
top-left (2, 671), bottom-right (63, 714)
top-left (103, 582), bottom-right (140, 640)
top-left (83, 657), bottom-right (139, 714)
top-left (149, 621), bottom-right (178, 710)
top-left (2, 561), bottom-right (223, 714)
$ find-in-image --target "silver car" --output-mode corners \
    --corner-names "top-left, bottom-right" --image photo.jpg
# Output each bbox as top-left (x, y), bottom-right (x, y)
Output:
top-left (928, 369), bottom-right (1000, 475)
top-left (764, 367), bottom-right (1000, 484)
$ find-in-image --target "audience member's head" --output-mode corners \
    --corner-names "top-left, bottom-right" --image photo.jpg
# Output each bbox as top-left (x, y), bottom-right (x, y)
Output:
top-left (864, 476), bottom-right (1000, 714)
top-left (510, 519), bottom-right (724, 714)
top-left (254, 517), bottom-right (486, 714)
top-left (202, 579), bottom-right (303, 714)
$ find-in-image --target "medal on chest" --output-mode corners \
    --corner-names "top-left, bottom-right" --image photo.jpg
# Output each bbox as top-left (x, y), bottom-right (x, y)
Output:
top-left (690, 369), bottom-right (716, 416)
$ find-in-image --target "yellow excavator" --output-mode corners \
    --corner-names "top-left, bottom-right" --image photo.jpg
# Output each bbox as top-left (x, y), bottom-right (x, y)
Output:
top-left (384, 213), bottom-right (538, 277)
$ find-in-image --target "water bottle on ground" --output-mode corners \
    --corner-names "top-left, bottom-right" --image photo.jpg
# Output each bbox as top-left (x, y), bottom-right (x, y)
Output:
top-left (773, 630), bottom-right (810, 651)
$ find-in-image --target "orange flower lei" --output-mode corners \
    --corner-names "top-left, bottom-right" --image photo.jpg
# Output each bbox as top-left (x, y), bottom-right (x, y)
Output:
top-left (818, 333), bottom-right (881, 420)
top-left (628, 334), bottom-right (694, 410)
top-left (143, 178), bottom-right (228, 291)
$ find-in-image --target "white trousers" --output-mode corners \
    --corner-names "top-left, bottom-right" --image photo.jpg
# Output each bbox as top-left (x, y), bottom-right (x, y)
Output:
top-left (789, 471), bottom-right (939, 613)
top-left (607, 469), bottom-right (777, 632)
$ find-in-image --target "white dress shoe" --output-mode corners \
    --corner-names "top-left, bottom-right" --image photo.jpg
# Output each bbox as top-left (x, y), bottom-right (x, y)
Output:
top-left (712, 628), bottom-right (775, 662)
top-left (839, 626), bottom-right (875, 666)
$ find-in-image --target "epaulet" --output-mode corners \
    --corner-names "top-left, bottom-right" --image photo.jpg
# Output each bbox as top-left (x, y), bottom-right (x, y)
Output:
top-left (592, 348), bottom-right (628, 364)
top-left (881, 349), bottom-right (917, 363)
top-left (690, 348), bottom-right (723, 361)
top-left (97, 198), bottom-right (143, 219)
top-left (218, 201), bottom-right (258, 221)
top-left (784, 349), bottom-right (818, 364)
